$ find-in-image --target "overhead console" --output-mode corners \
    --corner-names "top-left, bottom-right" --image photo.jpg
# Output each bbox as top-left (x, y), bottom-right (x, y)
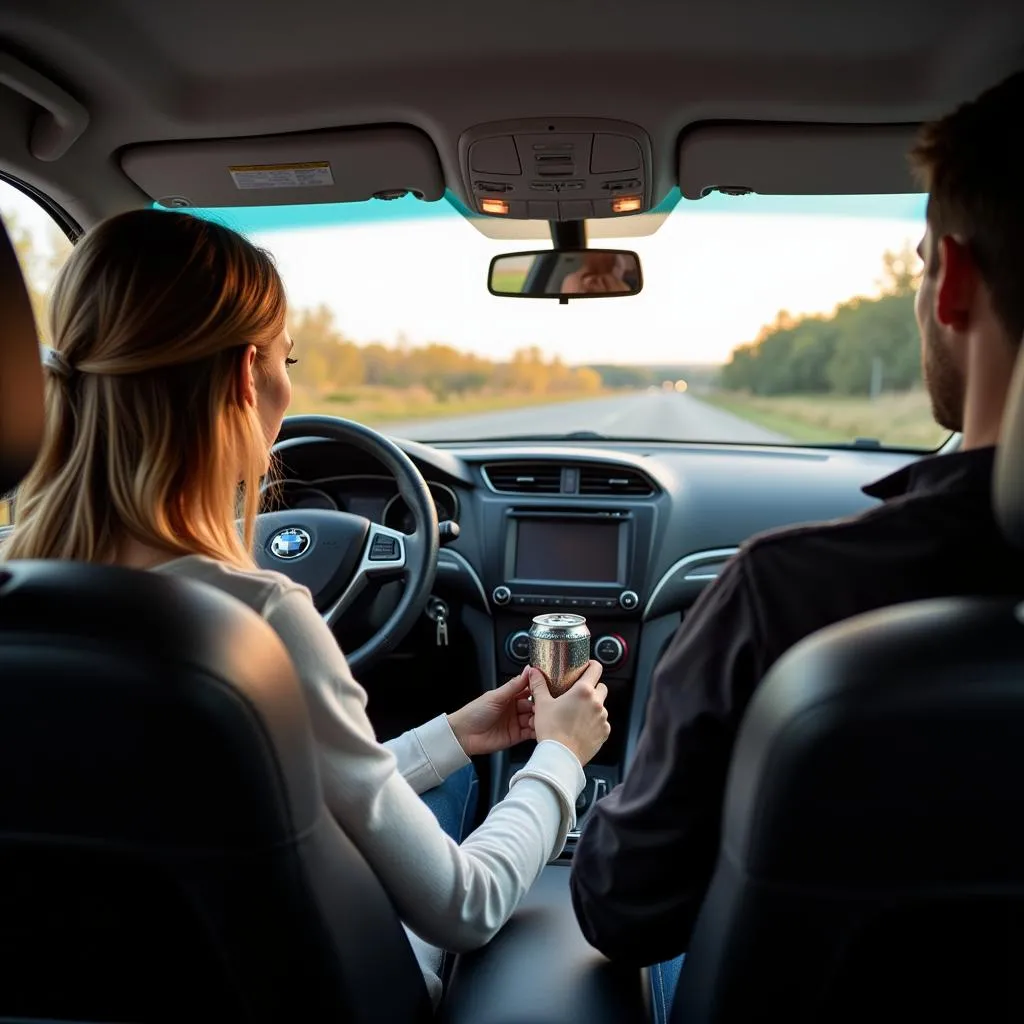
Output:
top-left (459, 117), bottom-right (653, 220)
top-left (120, 125), bottom-right (446, 208)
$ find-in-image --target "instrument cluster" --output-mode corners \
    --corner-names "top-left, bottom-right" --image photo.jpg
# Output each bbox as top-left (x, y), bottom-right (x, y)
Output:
top-left (270, 475), bottom-right (458, 534)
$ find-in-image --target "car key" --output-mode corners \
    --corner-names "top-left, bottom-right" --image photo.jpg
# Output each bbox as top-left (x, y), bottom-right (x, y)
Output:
top-left (426, 597), bottom-right (449, 647)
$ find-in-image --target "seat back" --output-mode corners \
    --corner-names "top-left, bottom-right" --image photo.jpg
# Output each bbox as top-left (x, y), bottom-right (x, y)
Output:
top-left (0, 560), bottom-right (430, 1023)
top-left (0, 205), bottom-right (428, 1023)
top-left (675, 595), bottom-right (1024, 1022)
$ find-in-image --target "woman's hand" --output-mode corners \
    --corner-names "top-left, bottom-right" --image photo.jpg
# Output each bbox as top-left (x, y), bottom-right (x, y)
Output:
top-left (529, 661), bottom-right (610, 766)
top-left (448, 668), bottom-right (536, 757)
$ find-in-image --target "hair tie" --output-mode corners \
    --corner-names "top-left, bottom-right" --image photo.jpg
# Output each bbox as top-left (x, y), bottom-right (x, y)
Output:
top-left (41, 346), bottom-right (74, 379)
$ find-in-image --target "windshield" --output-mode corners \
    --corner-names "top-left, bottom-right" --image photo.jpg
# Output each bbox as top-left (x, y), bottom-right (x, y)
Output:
top-left (3, 179), bottom-right (946, 450)
top-left (198, 189), bottom-right (941, 449)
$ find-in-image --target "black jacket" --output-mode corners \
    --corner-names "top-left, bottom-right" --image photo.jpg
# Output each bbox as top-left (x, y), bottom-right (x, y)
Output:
top-left (570, 447), bottom-right (1024, 966)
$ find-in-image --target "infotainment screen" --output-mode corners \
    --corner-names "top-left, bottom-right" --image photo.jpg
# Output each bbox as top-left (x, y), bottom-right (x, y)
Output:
top-left (514, 520), bottom-right (621, 583)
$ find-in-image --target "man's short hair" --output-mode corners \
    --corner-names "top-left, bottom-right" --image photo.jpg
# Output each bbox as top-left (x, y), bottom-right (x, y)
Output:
top-left (909, 70), bottom-right (1024, 343)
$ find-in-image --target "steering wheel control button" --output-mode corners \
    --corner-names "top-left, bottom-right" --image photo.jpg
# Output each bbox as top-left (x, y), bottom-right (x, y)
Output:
top-left (506, 630), bottom-right (531, 662)
top-left (369, 534), bottom-right (401, 561)
top-left (269, 527), bottom-right (311, 560)
top-left (594, 634), bottom-right (627, 667)
top-left (492, 585), bottom-right (512, 606)
top-left (618, 589), bottom-right (639, 610)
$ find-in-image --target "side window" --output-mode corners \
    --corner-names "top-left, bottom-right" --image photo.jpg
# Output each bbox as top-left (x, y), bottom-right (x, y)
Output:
top-left (0, 177), bottom-right (73, 524)
top-left (0, 177), bottom-right (73, 343)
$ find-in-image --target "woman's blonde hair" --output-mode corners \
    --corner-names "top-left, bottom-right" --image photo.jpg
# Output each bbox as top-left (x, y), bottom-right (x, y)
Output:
top-left (2, 208), bottom-right (286, 568)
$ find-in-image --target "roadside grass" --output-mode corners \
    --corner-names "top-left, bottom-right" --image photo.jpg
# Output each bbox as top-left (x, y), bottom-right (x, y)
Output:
top-left (703, 389), bottom-right (949, 449)
top-left (286, 384), bottom-right (606, 428)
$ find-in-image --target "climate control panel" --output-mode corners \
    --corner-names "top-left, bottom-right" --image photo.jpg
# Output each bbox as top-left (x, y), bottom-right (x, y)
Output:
top-left (504, 629), bottom-right (628, 669)
top-left (491, 586), bottom-right (640, 613)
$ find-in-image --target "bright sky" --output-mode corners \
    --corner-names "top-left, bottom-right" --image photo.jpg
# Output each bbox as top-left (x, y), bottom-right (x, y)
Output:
top-left (0, 182), bottom-right (926, 366)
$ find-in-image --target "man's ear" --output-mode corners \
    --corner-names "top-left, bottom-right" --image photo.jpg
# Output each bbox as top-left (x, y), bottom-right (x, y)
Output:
top-left (935, 235), bottom-right (977, 331)
top-left (237, 344), bottom-right (258, 407)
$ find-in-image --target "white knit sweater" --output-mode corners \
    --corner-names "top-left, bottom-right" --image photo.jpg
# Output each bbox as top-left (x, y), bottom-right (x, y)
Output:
top-left (153, 555), bottom-right (585, 1001)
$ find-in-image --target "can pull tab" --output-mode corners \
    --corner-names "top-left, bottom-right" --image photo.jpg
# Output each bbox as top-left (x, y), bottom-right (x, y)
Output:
top-left (426, 597), bottom-right (449, 647)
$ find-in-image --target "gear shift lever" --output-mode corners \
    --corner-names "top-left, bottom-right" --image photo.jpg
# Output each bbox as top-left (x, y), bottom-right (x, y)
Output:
top-left (575, 776), bottom-right (609, 821)
top-left (565, 776), bottom-right (610, 845)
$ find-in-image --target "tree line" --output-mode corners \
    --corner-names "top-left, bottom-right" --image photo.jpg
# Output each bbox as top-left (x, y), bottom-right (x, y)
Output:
top-left (590, 363), bottom-right (719, 390)
top-left (719, 245), bottom-right (923, 397)
top-left (288, 305), bottom-right (604, 399)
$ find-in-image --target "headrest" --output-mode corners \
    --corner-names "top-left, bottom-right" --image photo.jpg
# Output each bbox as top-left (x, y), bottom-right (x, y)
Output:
top-left (994, 346), bottom-right (1024, 547)
top-left (0, 212), bottom-right (45, 494)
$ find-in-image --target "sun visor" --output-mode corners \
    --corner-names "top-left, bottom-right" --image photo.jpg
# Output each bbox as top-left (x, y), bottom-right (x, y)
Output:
top-left (677, 123), bottom-right (919, 200)
top-left (120, 126), bottom-right (445, 208)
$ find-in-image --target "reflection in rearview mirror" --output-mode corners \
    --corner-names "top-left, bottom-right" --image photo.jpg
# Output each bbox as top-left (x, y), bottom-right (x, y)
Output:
top-left (488, 249), bottom-right (643, 299)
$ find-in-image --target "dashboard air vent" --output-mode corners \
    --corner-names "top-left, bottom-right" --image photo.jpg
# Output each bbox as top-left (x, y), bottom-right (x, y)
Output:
top-left (484, 462), bottom-right (563, 494)
top-left (578, 465), bottom-right (655, 497)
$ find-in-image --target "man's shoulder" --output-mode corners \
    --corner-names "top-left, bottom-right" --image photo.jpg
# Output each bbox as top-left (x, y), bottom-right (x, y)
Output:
top-left (730, 495), bottom-right (928, 596)
top-left (740, 497), bottom-right (894, 561)
top-left (727, 483), bottom-right (1007, 657)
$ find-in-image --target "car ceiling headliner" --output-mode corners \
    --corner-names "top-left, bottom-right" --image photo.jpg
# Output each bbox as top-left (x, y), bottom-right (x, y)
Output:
top-left (0, 0), bottom-right (1021, 226)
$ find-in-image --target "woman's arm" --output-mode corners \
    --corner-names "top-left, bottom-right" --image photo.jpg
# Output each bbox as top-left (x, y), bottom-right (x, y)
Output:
top-left (264, 586), bottom-right (585, 953)
top-left (384, 669), bottom-right (537, 793)
top-left (383, 717), bottom-right (469, 795)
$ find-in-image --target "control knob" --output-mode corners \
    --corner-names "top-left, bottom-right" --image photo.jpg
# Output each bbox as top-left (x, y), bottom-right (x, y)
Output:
top-left (593, 634), bottom-right (627, 668)
top-left (492, 585), bottom-right (512, 606)
top-left (618, 589), bottom-right (639, 611)
top-left (506, 630), bottom-right (531, 663)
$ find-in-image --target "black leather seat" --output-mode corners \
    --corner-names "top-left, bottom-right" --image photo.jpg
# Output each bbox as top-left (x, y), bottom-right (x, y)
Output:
top-left (674, 365), bottom-right (1024, 1022)
top-left (0, 217), bottom-right (431, 1022)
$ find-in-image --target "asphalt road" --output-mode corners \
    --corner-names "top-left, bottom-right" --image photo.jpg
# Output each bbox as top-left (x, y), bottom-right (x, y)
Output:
top-left (385, 390), bottom-right (789, 444)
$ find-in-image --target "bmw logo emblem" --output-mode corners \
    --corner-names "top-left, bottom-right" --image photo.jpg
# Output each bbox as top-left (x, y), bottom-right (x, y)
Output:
top-left (269, 527), bottom-right (311, 560)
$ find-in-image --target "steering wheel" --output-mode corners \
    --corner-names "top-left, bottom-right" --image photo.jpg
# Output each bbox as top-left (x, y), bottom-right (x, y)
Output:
top-left (253, 415), bottom-right (439, 676)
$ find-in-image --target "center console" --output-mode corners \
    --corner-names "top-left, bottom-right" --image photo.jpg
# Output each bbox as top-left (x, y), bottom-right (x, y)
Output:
top-left (440, 865), bottom-right (647, 1024)
top-left (481, 499), bottom-right (658, 828)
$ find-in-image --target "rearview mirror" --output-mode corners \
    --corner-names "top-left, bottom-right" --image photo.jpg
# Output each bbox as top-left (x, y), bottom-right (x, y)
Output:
top-left (488, 249), bottom-right (643, 299)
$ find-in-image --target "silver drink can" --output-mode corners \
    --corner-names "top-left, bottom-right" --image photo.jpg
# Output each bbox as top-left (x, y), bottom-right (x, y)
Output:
top-left (528, 613), bottom-right (591, 697)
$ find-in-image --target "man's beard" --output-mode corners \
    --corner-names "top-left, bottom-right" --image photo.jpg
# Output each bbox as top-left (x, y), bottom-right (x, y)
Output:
top-left (924, 329), bottom-right (965, 432)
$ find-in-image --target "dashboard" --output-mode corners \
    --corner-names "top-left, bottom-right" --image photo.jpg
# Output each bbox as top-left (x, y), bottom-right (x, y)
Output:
top-left (273, 435), bottom-right (928, 610)
top-left (271, 432), bottom-right (934, 808)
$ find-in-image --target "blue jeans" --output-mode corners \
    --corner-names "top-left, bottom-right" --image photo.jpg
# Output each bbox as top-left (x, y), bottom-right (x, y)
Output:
top-left (420, 763), bottom-right (479, 842)
top-left (649, 955), bottom-right (685, 1024)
